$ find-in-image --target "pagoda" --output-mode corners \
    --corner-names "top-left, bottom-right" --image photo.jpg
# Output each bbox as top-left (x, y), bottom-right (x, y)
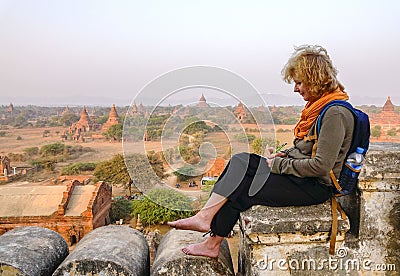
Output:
top-left (102, 104), bottom-right (120, 132)
top-left (197, 94), bottom-right (209, 108)
top-left (68, 107), bottom-right (95, 141)
top-left (370, 96), bottom-right (400, 126)
top-left (61, 105), bottom-right (70, 115)
top-left (234, 102), bottom-right (247, 122)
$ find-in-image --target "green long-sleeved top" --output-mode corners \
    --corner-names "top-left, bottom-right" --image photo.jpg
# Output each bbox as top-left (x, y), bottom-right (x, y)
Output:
top-left (271, 105), bottom-right (354, 186)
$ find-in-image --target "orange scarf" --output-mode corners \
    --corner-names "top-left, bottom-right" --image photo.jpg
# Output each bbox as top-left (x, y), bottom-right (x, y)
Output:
top-left (294, 88), bottom-right (349, 139)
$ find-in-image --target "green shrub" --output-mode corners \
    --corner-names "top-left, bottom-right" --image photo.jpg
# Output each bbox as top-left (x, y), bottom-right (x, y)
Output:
top-left (131, 188), bottom-right (195, 226)
top-left (234, 133), bottom-right (256, 143)
top-left (173, 166), bottom-right (196, 182)
top-left (40, 142), bottom-right (65, 157)
top-left (23, 147), bottom-right (39, 157)
top-left (61, 162), bottom-right (97, 175)
top-left (30, 158), bottom-right (57, 171)
top-left (110, 198), bottom-right (133, 223)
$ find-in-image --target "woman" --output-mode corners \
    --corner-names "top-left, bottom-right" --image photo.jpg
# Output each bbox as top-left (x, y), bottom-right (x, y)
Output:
top-left (168, 45), bottom-right (354, 258)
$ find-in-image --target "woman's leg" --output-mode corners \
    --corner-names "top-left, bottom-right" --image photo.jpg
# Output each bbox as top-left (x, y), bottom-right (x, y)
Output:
top-left (182, 174), bottom-right (331, 258)
top-left (182, 235), bottom-right (224, 258)
top-left (167, 193), bottom-right (227, 232)
top-left (168, 152), bottom-right (257, 231)
top-left (182, 157), bottom-right (331, 257)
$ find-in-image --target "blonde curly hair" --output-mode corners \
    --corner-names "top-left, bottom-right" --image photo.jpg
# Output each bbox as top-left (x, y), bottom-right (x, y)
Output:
top-left (281, 45), bottom-right (344, 98)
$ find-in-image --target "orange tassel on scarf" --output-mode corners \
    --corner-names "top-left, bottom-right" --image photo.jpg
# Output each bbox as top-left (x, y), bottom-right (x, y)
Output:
top-left (294, 88), bottom-right (349, 139)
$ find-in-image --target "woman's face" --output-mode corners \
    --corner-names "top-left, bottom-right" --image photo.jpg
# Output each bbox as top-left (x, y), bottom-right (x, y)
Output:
top-left (293, 79), bottom-right (313, 102)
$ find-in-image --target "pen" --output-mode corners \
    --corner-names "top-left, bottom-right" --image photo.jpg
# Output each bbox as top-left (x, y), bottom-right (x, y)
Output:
top-left (274, 142), bottom-right (287, 153)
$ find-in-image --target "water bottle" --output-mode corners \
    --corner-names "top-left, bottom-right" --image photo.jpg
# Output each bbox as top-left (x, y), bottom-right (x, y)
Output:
top-left (338, 147), bottom-right (365, 194)
top-left (346, 147), bottom-right (365, 169)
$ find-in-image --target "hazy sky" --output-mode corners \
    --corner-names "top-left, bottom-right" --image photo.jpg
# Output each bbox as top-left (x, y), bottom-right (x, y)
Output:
top-left (0, 0), bottom-right (399, 106)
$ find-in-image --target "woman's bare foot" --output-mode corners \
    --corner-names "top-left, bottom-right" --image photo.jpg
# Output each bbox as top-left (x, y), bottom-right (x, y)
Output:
top-left (167, 214), bottom-right (209, 232)
top-left (182, 237), bottom-right (223, 258)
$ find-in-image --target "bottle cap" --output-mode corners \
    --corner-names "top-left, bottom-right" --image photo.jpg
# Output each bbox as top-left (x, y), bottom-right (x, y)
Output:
top-left (356, 147), bottom-right (364, 154)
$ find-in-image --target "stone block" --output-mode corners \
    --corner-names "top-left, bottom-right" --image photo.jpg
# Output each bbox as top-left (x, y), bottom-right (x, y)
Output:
top-left (239, 202), bottom-right (350, 276)
top-left (0, 226), bottom-right (69, 276)
top-left (53, 225), bottom-right (149, 276)
top-left (363, 152), bottom-right (400, 180)
top-left (240, 202), bottom-right (350, 244)
top-left (151, 229), bottom-right (235, 275)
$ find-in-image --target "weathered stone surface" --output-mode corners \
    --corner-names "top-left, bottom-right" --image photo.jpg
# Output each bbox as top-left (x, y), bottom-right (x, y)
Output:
top-left (356, 179), bottom-right (400, 273)
top-left (0, 226), bottom-right (69, 276)
top-left (151, 229), bottom-right (234, 276)
top-left (53, 225), bottom-right (149, 276)
top-left (239, 203), bottom-right (351, 276)
top-left (240, 202), bottom-right (350, 239)
top-left (363, 151), bottom-right (400, 180)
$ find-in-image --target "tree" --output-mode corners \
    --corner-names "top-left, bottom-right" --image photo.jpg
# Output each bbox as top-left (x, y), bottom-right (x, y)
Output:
top-left (387, 129), bottom-right (397, 137)
top-left (109, 198), bottom-right (133, 223)
top-left (125, 153), bottom-right (164, 193)
top-left (146, 151), bottom-right (166, 179)
top-left (94, 154), bottom-right (131, 191)
top-left (60, 113), bottom-right (79, 127)
top-left (251, 137), bottom-right (267, 155)
top-left (61, 162), bottom-right (97, 175)
top-left (162, 148), bottom-right (175, 164)
top-left (23, 147), bottom-right (39, 157)
top-left (94, 153), bottom-right (162, 195)
top-left (234, 133), bottom-right (256, 143)
top-left (371, 126), bottom-right (381, 138)
top-left (104, 123), bottom-right (123, 141)
top-left (223, 145), bottom-right (232, 159)
top-left (183, 120), bottom-right (210, 135)
top-left (173, 166), bottom-right (196, 181)
top-left (43, 130), bottom-right (50, 137)
top-left (40, 142), bottom-right (65, 157)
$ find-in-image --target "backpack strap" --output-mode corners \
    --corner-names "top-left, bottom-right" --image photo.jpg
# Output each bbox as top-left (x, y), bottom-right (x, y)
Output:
top-left (304, 123), bottom-right (319, 158)
top-left (330, 170), bottom-right (342, 193)
top-left (329, 196), bottom-right (347, 255)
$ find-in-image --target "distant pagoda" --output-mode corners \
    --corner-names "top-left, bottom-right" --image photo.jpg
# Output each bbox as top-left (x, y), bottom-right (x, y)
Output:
top-left (197, 94), bottom-right (209, 108)
top-left (234, 102), bottom-right (247, 122)
top-left (370, 96), bottom-right (399, 125)
top-left (61, 105), bottom-right (70, 115)
top-left (102, 104), bottom-right (120, 132)
top-left (68, 107), bottom-right (98, 142)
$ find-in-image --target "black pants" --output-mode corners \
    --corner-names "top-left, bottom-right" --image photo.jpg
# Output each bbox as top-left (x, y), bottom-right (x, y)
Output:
top-left (210, 152), bottom-right (331, 237)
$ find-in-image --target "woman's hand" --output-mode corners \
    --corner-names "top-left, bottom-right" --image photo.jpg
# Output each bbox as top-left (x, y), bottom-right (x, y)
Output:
top-left (266, 157), bottom-right (273, 167)
top-left (265, 148), bottom-right (287, 168)
top-left (265, 147), bottom-right (275, 158)
top-left (273, 151), bottom-right (287, 158)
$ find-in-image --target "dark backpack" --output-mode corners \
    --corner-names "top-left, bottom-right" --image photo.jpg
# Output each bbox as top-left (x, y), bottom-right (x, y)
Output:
top-left (316, 100), bottom-right (371, 195)
top-left (312, 100), bottom-right (370, 255)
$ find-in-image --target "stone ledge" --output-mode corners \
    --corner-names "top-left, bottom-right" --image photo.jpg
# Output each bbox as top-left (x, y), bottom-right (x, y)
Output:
top-left (239, 201), bottom-right (350, 244)
top-left (53, 225), bottom-right (149, 276)
top-left (152, 229), bottom-right (234, 276)
top-left (0, 226), bottom-right (69, 276)
top-left (363, 152), bottom-right (400, 180)
top-left (358, 179), bottom-right (400, 191)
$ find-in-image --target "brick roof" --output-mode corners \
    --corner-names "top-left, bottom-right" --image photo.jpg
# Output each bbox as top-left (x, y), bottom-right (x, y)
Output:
top-left (0, 183), bottom-right (97, 217)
